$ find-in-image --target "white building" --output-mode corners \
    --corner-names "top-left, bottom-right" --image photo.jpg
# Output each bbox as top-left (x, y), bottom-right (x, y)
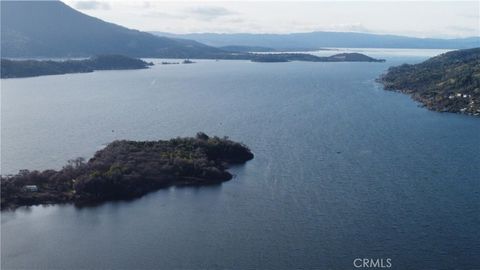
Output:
top-left (24, 185), bottom-right (38, 192)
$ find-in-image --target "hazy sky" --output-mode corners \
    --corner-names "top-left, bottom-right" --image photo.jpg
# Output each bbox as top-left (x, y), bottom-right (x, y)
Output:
top-left (63, 1), bottom-right (480, 38)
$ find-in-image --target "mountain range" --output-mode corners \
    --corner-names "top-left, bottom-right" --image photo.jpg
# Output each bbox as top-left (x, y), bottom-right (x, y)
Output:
top-left (152, 32), bottom-right (480, 51)
top-left (1, 0), bottom-right (478, 59)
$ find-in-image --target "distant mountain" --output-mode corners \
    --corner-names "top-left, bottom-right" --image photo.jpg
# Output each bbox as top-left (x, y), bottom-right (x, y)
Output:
top-left (219, 45), bottom-right (277, 53)
top-left (378, 48), bottom-right (480, 116)
top-left (152, 32), bottom-right (480, 50)
top-left (1, 1), bottom-right (225, 58)
top-left (0, 1), bottom-right (390, 65)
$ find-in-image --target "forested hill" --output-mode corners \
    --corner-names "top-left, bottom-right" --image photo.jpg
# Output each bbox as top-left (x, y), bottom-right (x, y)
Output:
top-left (1, 55), bottom-right (153, 78)
top-left (250, 53), bottom-right (385, 62)
top-left (0, 1), bottom-right (225, 58)
top-left (1, 133), bottom-right (254, 210)
top-left (378, 48), bottom-right (480, 116)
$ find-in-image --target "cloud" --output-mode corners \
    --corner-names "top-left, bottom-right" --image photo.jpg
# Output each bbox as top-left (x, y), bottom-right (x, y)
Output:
top-left (441, 26), bottom-right (480, 38)
top-left (462, 11), bottom-right (480, 20)
top-left (447, 25), bottom-right (478, 33)
top-left (186, 6), bottom-right (237, 21)
top-left (74, 1), bottom-right (110, 10)
top-left (143, 11), bottom-right (183, 20)
top-left (323, 23), bottom-right (371, 33)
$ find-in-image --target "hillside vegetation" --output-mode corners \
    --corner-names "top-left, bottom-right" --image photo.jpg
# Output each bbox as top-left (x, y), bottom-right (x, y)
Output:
top-left (250, 53), bottom-right (385, 63)
top-left (378, 48), bottom-right (480, 116)
top-left (1, 55), bottom-right (152, 78)
top-left (1, 133), bottom-right (254, 210)
top-left (1, 1), bottom-right (224, 58)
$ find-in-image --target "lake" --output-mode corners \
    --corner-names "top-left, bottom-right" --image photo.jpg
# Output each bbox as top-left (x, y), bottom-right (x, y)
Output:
top-left (1, 49), bottom-right (479, 269)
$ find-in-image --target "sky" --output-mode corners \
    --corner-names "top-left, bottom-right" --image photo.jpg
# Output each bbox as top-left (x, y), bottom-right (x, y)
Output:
top-left (62, 1), bottom-right (480, 38)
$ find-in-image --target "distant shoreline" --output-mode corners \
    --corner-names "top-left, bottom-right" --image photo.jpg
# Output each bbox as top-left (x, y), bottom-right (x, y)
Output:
top-left (1, 52), bottom-right (385, 79)
top-left (0, 55), bottom-right (153, 79)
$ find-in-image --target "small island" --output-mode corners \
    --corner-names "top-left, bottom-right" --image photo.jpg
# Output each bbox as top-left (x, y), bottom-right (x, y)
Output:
top-left (377, 48), bottom-right (480, 116)
top-left (0, 133), bottom-right (254, 210)
top-left (0, 55), bottom-right (153, 78)
top-left (250, 52), bottom-right (385, 63)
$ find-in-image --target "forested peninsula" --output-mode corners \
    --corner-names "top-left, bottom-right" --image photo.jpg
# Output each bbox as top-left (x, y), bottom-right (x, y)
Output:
top-left (1, 133), bottom-right (254, 210)
top-left (250, 52), bottom-right (385, 63)
top-left (378, 48), bottom-right (480, 116)
top-left (0, 55), bottom-right (153, 78)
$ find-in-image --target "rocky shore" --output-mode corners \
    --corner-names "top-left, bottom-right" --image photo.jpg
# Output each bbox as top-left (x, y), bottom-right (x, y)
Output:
top-left (377, 48), bottom-right (480, 116)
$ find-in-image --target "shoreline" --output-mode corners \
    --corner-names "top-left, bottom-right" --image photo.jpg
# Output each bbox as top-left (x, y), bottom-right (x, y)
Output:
top-left (376, 48), bottom-right (480, 117)
top-left (377, 77), bottom-right (480, 117)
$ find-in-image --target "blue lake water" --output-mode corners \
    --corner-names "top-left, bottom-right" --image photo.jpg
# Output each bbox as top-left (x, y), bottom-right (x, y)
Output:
top-left (1, 49), bottom-right (479, 269)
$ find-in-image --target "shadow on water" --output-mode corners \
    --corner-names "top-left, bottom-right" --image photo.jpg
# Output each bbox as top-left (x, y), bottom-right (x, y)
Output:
top-left (72, 181), bottom-right (225, 211)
